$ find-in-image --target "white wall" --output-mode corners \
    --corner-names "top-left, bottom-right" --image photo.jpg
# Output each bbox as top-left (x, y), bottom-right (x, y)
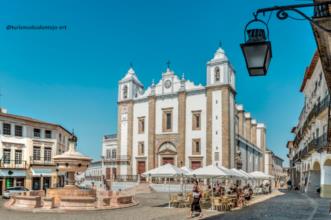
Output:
top-left (132, 101), bottom-right (149, 175)
top-left (155, 97), bottom-right (178, 134)
top-left (185, 92), bottom-right (207, 167)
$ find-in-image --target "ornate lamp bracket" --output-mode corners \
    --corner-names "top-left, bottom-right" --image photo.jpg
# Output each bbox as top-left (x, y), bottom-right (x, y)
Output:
top-left (253, 1), bottom-right (331, 33)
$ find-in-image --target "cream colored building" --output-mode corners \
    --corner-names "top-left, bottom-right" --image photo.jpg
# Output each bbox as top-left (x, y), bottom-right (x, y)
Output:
top-left (113, 47), bottom-right (268, 177)
top-left (265, 149), bottom-right (285, 188)
top-left (288, 51), bottom-right (331, 197)
top-left (0, 108), bottom-right (72, 195)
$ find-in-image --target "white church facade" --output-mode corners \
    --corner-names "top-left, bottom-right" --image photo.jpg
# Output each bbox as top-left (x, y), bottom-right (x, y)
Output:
top-left (114, 47), bottom-right (267, 176)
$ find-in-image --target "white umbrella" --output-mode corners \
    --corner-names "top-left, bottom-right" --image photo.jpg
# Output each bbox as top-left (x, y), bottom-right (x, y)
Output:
top-left (180, 166), bottom-right (192, 194)
top-left (218, 166), bottom-right (241, 178)
top-left (249, 171), bottom-right (274, 179)
top-left (142, 163), bottom-right (184, 178)
top-left (142, 163), bottom-right (184, 208)
top-left (191, 165), bottom-right (232, 210)
top-left (180, 166), bottom-right (192, 175)
top-left (237, 169), bottom-right (254, 179)
top-left (190, 165), bottom-right (231, 178)
top-left (230, 168), bottom-right (249, 179)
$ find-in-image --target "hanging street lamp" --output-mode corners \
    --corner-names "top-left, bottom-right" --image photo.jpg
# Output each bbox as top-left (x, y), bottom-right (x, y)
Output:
top-left (241, 18), bottom-right (272, 76)
top-left (241, 1), bottom-right (331, 77)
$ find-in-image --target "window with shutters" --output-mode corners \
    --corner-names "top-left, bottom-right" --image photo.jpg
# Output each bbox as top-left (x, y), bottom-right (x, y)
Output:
top-left (15, 125), bottom-right (23, 137)
top-left (3, 149), bottom-right (10, 164)
top-left (138, 142), bottom-right (144, 155)
top-left (192, 111), bottom-right (201, 130)
top-left (192, 139), bottom-right (201, 155)
top-left (162, 108), bottom-right (173, 132)
top-left (33, 146), bottom-right (41, 161)
top-left (44, 147), bottom-right (52, 162)
top-left (138, 117), bottom-right (145, 134)
top-left (3, 123), bottom-right (11, 135)
top-left (15, 150), bottom-right (22, 164)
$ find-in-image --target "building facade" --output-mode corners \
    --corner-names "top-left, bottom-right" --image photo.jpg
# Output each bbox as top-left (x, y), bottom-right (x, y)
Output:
top-left (265, 149), bottom-right (285, 188)
top-left (113, 47), bottom-right (268, 176)
top-left (0, 108), bottom-right (72, 195)
top-left (288, 51), bottom-right (331, 197)
top-left (235, 105), bottom-right (266, 173)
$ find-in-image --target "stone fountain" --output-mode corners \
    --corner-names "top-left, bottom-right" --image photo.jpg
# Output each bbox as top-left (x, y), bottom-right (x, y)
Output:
top-left (53, 135), bottom-right (91, 188)
top-left (5, 135), bottom-right (138, 212)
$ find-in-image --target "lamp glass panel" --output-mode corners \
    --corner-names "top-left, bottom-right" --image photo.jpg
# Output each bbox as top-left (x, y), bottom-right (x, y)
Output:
top-left (243, 43), bottom-right (268, 69)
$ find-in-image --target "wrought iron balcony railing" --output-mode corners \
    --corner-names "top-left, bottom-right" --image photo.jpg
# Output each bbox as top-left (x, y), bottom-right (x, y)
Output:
top-left (294, 95), bottom-right (330, 146)
top-left (102, 155), bottom-right (130, 162)
top-left (0, 160), bottom-right (27, 169)
top-left (293, 133), bottom-right (327, 162)
top-left (30, 156), bottom-right (54, 166)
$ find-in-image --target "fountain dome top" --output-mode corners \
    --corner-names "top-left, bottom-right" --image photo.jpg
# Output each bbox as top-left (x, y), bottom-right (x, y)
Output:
top-left (53, 135), bottom-right (91, 161)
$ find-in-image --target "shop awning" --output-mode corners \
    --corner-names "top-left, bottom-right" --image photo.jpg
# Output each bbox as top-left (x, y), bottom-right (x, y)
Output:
top-left (31, 168), bottom-right (53, 176)
top-left (0, 169), bottom-right (26, 177)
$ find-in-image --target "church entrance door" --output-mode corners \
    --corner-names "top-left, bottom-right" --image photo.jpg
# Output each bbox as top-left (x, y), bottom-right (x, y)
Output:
top-left (191, 161), bottom-right (202, 170)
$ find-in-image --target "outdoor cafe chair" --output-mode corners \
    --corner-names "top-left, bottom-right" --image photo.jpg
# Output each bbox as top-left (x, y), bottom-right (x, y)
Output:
top-left (169, 194), bottom-right (179, 208)
top-left (212, 197), bottom-right (222, 211)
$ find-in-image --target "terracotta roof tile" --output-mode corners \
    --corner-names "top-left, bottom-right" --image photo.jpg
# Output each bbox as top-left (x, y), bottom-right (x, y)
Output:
top-left (0, 112), bottom-right (72, 135)
top-left (300, 50), bottom-right (319, 92)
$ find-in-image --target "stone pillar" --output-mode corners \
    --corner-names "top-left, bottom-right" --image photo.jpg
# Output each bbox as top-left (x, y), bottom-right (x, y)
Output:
top-left (40, 176), bottom-right (44, 190)
top-left (178, 91), bottom-right (186, 167)
top-left (321, 164), bottom-right (331, 198)
top-left (116, 104), bottom-right (123, 177)
top-left (236, 106), bottom-right (244, 136)
top-left (244, 113), bottom-right (252, 142)
top-left (206, 89), bottom-right (213, 166)
top-left (25, 170), bottom-right (32, 190)
top-left (127, 101), bottom-right (134, 175)
top-left (148, 96), bottom-right (156, 170)
top-left (257, 123), bottom-right (266, 172)
top-left (221, 88), bottom-right (231, 168)
top-left (251, 120), bottom-right (257, 146)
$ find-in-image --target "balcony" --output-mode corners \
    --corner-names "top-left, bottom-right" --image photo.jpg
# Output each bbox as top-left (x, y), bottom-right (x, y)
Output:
top-left (0, 160), bottom-right (27, 169)
top-left (30, 157), bottom-right (55, 166)
top-left (293, 133), bottom-right (327, 162)
top-left (102, 155), bottom-right (130, 165)
top-left (295, 95), bottom-right (330, 144)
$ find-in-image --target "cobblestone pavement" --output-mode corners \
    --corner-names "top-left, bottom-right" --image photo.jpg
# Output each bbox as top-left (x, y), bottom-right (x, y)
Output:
top-left (206, 191), bottom-right (330, 220)
top-left (0, 191), bottom-right (329, 220)
top-left (0, 193), bottom-right (191, 220)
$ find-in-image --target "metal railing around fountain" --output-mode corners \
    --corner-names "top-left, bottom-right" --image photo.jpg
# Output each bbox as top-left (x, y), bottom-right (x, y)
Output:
top-left (114, 175), bottom-right (139, 182)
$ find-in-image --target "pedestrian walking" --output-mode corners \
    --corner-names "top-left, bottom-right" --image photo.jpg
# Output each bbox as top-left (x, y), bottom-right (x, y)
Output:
top-left (188, 180), bottom-right (203, 219)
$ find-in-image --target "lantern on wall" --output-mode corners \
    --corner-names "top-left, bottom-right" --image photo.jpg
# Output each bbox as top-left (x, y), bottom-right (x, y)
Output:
top-left (241, 17), bottom-right (272, 76)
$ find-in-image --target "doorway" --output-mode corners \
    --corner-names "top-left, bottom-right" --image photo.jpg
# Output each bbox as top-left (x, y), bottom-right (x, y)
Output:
top-left (106, 168), bottom-right (111, 180)
top-left (32, 177), bottom-right (41, 190)
top-left (43, 177), bottom-right (51, 190)
top-left (191, 161), bottom-right (202, 170)
top-left (137, 161), bottom-right (146, 182)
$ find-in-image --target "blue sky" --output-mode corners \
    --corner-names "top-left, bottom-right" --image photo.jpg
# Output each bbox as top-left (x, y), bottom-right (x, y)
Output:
top-left (0, 0), bottom-right (316, 165)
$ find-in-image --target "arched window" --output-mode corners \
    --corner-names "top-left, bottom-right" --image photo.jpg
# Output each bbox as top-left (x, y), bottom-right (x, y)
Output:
top-left (215, 67), bottom-right (220, 82)
top-left (122, 85), bottom-right (128, 99)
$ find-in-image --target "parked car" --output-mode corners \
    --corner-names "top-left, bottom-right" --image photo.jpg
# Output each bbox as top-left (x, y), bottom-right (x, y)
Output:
top-left (2, 186), bottom-right (29, 199)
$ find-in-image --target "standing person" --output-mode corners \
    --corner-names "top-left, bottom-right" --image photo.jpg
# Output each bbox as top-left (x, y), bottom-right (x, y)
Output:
top-left (188, 180), bottom-right (203, 219)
